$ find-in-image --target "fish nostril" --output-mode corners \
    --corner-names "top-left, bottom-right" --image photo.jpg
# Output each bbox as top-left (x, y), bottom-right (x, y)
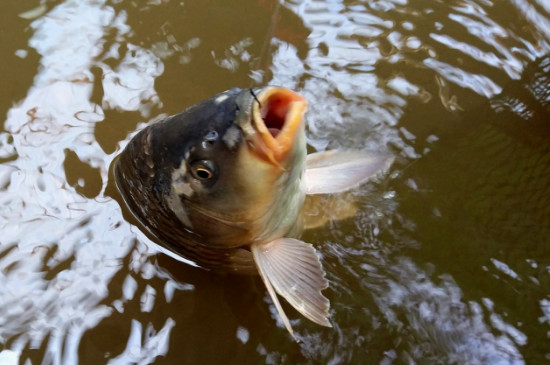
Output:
top-left (202, 130), bottom-right (219, 148)
top-left (204, 130), bottom-right (219, 141)
top-left (201, 139), bottom-right (217, 149)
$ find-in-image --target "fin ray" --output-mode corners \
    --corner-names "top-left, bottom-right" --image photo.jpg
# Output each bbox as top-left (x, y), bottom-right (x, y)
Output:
top-left (251, 238), bottom-right (332, 331)
top-left (305, 150), bottom-right (393, 195)
top-left (253, 251), bottom-right (296, 338)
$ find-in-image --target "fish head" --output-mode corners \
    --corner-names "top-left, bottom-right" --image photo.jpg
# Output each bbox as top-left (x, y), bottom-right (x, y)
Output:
top-left (159, 87), bottom-right (308, 248)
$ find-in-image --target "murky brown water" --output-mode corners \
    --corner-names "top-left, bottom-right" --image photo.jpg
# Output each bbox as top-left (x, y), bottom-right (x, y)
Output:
top-left (1, 0), bottom-right (550, 363)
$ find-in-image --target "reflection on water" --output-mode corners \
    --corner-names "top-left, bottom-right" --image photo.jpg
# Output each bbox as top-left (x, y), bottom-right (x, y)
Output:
top-left (0, 0), bottom-right (549, 363)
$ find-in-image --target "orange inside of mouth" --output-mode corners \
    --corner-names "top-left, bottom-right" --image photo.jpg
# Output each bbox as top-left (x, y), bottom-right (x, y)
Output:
top-left (251, 88), bottom-right (307, 164)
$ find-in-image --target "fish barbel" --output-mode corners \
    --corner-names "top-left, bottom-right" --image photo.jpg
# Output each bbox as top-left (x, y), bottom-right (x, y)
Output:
top-left (114, 86), bottom-right (393, 338)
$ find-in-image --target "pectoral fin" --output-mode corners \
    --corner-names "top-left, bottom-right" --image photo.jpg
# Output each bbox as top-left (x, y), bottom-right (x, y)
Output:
top-left (305, 150), bottom-right (394, 195)
top-left (251, 238), bottom-right (331, 338)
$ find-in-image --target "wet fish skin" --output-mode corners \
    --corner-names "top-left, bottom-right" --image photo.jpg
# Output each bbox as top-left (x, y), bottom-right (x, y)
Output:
top-left (115, 86), bottom-right (393, 338)
top-left (116, 87), bottom-right (262, 273)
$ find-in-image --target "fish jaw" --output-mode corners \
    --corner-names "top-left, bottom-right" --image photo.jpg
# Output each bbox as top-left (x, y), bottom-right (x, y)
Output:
top-left (225, 87), bottom-right (308, 245)
top-left (246, 87), bottom-right (308, 166)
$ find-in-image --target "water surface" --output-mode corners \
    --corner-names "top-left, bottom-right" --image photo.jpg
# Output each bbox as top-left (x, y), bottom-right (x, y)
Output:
top-left (1, 0), bottom-right (549, 363)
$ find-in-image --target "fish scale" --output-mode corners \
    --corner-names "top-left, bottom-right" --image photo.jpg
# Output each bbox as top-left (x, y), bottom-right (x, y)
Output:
top-left (115, 127), bottom-right (256, 273)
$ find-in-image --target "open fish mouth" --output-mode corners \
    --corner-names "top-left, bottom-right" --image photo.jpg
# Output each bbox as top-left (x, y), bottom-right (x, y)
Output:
top-left (250, 87), bottom-right (307, 165)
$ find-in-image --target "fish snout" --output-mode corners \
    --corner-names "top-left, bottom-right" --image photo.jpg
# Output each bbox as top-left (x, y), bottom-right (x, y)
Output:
top-left (248, 87), bottom-right (307, 166)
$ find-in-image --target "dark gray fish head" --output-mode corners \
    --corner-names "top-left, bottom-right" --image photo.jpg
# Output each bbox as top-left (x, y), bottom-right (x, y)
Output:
top-left (115, 87), bottom-right (308, 255)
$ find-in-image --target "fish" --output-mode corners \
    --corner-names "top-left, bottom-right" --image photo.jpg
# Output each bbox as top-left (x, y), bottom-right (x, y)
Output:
top-left (114, 86), bottom-right (393, 338)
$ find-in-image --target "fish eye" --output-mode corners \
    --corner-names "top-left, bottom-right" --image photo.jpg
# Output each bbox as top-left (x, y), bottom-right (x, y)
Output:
top-left (190, 160), bottom-right (217, 181)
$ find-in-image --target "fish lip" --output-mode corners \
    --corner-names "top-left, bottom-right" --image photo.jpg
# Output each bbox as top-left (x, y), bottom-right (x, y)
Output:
top-left (249, 87), bottom-right (307, 165)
